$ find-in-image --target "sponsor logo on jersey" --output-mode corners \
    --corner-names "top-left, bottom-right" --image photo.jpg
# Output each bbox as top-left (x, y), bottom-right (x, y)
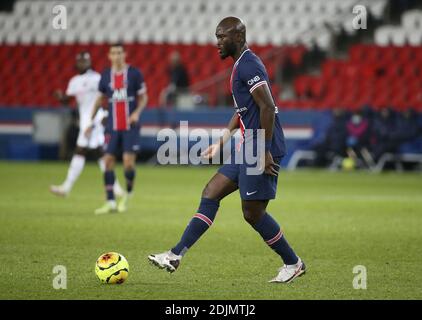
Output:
top-left (247, 75), bottom-right (261, 86)
top-left (112, 88), bottom-right (127, 101)
top-left (235, 106), bottom-right (248, 113)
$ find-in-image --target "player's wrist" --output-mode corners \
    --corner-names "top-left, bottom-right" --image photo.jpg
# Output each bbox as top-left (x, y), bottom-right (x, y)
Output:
top-left (265, 139), bottom-right (272, 152)
top-left (131, 111), bottom-right (140, 120)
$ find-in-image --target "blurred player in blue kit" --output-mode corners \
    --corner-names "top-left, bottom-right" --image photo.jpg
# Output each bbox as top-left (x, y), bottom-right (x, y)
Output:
top-left (87, 44), bottom-right (148, 214)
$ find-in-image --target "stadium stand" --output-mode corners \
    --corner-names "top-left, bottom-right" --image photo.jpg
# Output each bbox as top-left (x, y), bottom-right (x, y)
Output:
top-left (375, 9), bottom-right (422, 46)
top-left (290, 44), bottom-right (422, 111)
top-left (0, 0), bottom-right (421, 171)
top-left (0, 0), bottom-right (388, 108)
top-left (0, 0), bottom-right (388, 47)
top-left (0, 43), bottom-right (305, 107)
top-left (283, 6), bottom-right (422, 112)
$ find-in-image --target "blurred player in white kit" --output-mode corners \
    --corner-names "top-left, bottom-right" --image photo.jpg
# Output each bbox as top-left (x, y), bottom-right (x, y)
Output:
top-left (50, 51), bottom-right (124, 197)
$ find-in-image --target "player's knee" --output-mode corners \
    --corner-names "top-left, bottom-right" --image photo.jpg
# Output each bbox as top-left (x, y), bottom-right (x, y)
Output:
top-left (201, 184), bottom-right (212, 199)
top-left (242, 206), bottom-right (264, 225)
top-left (123, 161), bottom-right (135, 171)
top-left (75, 147), bottom-right (86, 156)
top-left (123, 154), bottom-right (136, 170)
top-left (105, 162), bottom-right (114, 171)
top-left (242, 209), bottom-right (257, 225)
top-left (201, 183), bottom-right (218, 201)
top-left (104, 156), bottom-right (115, 171)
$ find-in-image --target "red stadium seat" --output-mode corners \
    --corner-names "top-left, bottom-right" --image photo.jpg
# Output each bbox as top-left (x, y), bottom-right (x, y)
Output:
top-left (338, 44), bottom-right (422, 110)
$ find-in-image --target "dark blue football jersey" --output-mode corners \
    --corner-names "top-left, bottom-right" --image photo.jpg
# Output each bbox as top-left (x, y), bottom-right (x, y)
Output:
top-left (230, 49), bottom-right (286, 157)
top-left (98, 65), bottom-right (146, 131)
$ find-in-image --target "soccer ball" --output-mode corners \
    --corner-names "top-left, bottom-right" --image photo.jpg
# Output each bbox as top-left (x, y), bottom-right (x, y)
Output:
top-left (342, 157), bottom-right (356, 171)
top-left (95, 252), bottom-right (129, 284)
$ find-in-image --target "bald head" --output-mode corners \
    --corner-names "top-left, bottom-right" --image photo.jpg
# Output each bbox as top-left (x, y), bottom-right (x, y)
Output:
top-left (216, 17), bottom-right (248, 60)
top-left (217, 17), bottom-right (246, 35)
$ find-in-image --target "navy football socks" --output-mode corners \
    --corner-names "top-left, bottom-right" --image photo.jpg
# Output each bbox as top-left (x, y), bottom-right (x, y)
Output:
top-left (170, 201), bottom-right (298, 265)
top-left (171, 198), bottom-right (220, 256)
top-left (253, 213), bottom-right (298, 265)
top-left (104, 170), bottom-right (115, 201)
top-left (124, 169), bottom-right (135, 194)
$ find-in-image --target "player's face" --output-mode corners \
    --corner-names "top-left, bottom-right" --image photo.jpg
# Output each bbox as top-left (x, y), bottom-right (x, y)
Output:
top-left (109, 47), bottom-right (125, 66)
top-left (75, 58), bottom-right (90, 73)
top-left (215, 27), bottom-right (237, 59)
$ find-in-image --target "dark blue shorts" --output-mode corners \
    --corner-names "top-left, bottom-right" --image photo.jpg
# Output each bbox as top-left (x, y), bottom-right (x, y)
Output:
top-left (104, 127), bottom-right (141, 155)
top-left (218, 156), bottom-right (282, 200)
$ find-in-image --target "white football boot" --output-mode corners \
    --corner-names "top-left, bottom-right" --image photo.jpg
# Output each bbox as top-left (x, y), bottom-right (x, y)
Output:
top-left (269, 257), bottom-right (306, 283)
top-left (148, 250), bottom-right (182, 273)
top-left (49, 184), bottom-right (69, 197)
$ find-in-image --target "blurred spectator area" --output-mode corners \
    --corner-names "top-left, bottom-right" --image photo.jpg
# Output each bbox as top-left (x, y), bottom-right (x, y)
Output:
top-left (290, 44), bottom-right (422, 112)
top-left (0, 0), bottom-right (391, 109)
top-left (0, 0), bottom-right (421, 113)
top-left (0, 43), bottom-right (306, 108)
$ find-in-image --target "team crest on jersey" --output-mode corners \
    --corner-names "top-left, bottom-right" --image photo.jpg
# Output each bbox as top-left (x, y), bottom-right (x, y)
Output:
top-left (112, 88), bottom-right (127, 100)
top-left (247, 76), bottom-right (260, 86)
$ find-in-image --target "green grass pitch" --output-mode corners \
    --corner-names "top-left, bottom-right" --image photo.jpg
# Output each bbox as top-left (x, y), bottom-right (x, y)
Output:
top-left (0, 161), bottom-right (421, 300)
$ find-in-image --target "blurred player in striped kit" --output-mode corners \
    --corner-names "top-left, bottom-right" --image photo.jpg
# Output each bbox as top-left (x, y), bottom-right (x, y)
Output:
top-left (87, 44), bottom-right (148, 214)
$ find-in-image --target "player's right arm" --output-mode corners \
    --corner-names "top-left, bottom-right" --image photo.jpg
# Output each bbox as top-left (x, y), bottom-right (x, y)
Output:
top-left (54, 89), bottom-right (72, 105)
top-left (55, 77), bottom-right (77, 105)
top-left (201, 112), bottom-right (239, 159)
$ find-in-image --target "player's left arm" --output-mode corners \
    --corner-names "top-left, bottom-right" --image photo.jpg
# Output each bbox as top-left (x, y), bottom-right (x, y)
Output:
top-left (129, 92), bottom-right (148, 125)
top-left (129, 70), bottom-right (148, 125)
top-left (251, 83), bottom-right (279, 177)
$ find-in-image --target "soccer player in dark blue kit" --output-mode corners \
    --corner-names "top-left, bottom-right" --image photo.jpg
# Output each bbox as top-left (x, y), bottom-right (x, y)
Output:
top-left (149, 17), bottom-right (306, 283)
top-left (86, 44), bottom-right (148, 214)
